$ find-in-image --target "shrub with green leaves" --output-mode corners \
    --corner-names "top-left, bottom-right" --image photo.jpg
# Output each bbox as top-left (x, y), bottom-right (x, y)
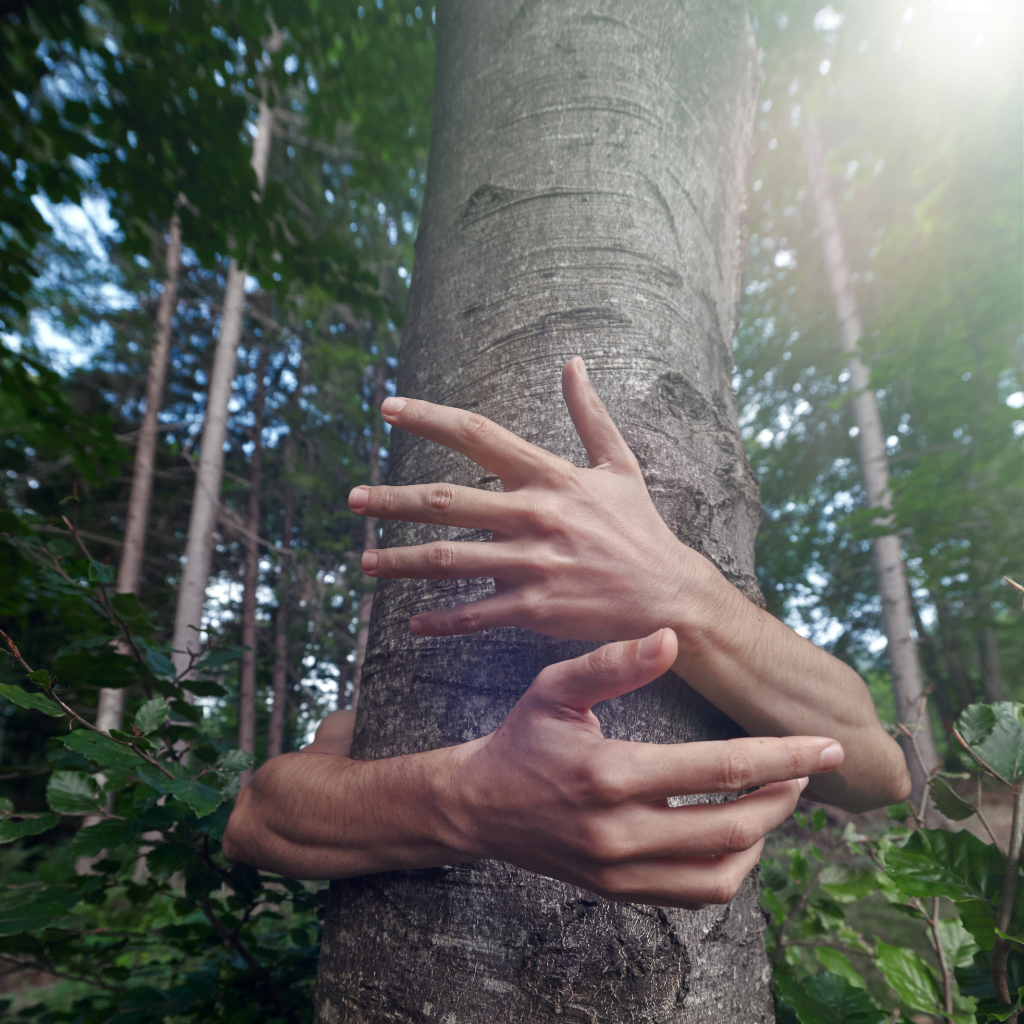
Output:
top-left (766, 703), bottom-right (1024, 1024)
top-left (0, 527), bottom-right (326, 1024)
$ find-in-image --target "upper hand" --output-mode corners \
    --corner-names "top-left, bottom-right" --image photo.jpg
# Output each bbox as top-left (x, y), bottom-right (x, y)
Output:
top-left (438, 628), bottom-right (844, 908)
top-left (349, 358), bottom-right (723, 642)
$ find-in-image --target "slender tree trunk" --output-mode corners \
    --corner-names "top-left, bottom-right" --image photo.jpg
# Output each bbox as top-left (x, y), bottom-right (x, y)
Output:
top-left (237, 347), bottom-right (267, 784)
top-left (267, 489), bottom-right (293, 760)
top-left (169, 82), bottom-right (277, 680)
top-left (979, 627), bottom-right (1007, 703)
top-left (802, 114), bottom-right (944, 801)
top-left (95, 215), bottom-right (182, 733)
top-left (315, 4), bottom-right (768, 1021)
top-left (349, 363), bottom-right (387, 709)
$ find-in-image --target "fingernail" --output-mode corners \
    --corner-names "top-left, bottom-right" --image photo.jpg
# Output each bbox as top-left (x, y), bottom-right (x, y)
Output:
top-left (349, 486), bottom-right (369, 511)
top-left (576, 357), bottom-right (588, 381)
top-left (820, 744), bottom-right (843, 771)
top-left (409, 618), bottom-right (424, 635)
top-left (798, 777), bottom-right (810, 792)
top-left (381, 397), bottom-right (407, 418)
top-left (638, 629), bottom-right (664, 660)
top-left (362, 551), bottom-right (378, 572)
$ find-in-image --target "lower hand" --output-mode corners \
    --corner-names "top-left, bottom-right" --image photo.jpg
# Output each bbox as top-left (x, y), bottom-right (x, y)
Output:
top-left (438, 628), bottom-right (844, 908)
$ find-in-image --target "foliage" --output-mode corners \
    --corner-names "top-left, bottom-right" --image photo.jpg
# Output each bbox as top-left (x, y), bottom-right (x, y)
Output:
top-left (0, 524), bottom-right (325, 1023)
top-left (766, 700), bottom-right (1024, 1024)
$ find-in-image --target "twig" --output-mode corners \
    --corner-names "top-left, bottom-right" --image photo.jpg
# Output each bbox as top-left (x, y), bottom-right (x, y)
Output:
top-left (0, 628), bottom-right (33, 674)
top-left (928, 895), bottom-right (955, 1022)
top-left (770, 861), bottom-right (825, 963)
top-left (973, 773), bottom-right (1007, 857)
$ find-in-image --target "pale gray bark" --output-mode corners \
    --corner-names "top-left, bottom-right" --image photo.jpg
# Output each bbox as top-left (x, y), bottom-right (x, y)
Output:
top-left (95, 215), bottom-right (181, 735)
top-left (316, 3), bottom-right (770, 1022)
top-left (267, 489), bottom-right (293, 761)
top-left (802, 115), bottom-right (943, 799)
top-left (238, 347), bottom-right (267, 785)
top-left (170, 87), bottom-right (277, 680)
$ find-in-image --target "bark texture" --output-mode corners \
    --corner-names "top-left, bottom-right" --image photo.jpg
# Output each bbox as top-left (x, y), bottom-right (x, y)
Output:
top-left (316, 3), bottom-right (769, 1022)
top-left (170, 89), bottom-right (276, 679)
top-left (95, 215), bottom-right (181, 734)
top-left (802, 115), bottom-right (943, 799)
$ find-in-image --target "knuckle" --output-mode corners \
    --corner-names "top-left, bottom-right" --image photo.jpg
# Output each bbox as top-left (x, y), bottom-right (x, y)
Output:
top-left (585, 756), bottom-right (630, 807)
top-left (723, 815), bottom-right (760, 854)
top-left (716, 749), bottom-right (756, 792)
top-left (428, 485), bottom-right (455, 515)
top-left (453, 605), bottom-right (479, 633)
top-left (430, 543), bottom-right (457, 575)
top-left (463, 413), bottom-right (493, 442)
top-left (378, 486), bottom-right (397, 516)
top-left (706, 875), bottom-right (741, 906)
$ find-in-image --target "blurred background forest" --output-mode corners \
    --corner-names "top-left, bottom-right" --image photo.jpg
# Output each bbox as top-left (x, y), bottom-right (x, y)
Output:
top-left (0, 0), bottom-right (1020, 1019)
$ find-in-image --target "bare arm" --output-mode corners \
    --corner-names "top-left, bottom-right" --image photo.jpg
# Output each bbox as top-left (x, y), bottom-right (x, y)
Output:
top-left (348, 358), bottom-right (910, 813)
top-left (223, 631), bottom-right (844, 904)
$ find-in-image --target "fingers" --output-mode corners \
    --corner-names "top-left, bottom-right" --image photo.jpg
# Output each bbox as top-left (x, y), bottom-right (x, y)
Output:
top-left (380, 397), bottom-right (558, 485)
top-left (593, 780), bottom-right (803, 863)
top-left (561, 358), bottom-right (638, 472)
top-left (363, 540), bottom-right (524, 581)
top-left (349, 482), bottom-right (519, 532)
top-left (583, 842), bottom-right (764, 909)
top-left (408, 593), bottom-right (524, 637)
top-left (528, 630), bottom-right (679, 711)
top-left (587, 735), bottom-right (844, 804)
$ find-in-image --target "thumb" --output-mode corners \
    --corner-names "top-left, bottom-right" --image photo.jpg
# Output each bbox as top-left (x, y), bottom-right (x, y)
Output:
top-left (530, 629), bottom-right (678, 714)
top-left (561, 358), bottom-right (638, 472)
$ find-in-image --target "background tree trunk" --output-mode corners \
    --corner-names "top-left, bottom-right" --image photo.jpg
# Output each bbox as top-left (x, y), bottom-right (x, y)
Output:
top-left (315, 3), bottom-right (770, 1022)
top-left (267, 488), bottom-right (293, 760)
top-left (237, 346), bottom-right (267, 785)
top-left (169, 81), bottom-right (277, 680)
top-left (95, 214), bottom-right (181, 734)
top-left (802, 114), bottom-right (944, 802)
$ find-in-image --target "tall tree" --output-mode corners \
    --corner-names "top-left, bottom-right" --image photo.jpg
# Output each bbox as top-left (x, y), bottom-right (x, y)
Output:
top-left (801, 114), bottom-right (942, 799)
top-left (315, 2), bottom-right (767, 1020)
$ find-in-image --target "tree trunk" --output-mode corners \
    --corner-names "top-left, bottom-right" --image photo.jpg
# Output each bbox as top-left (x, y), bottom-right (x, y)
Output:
top-left (802, 114), bottom-right (944, 800)
top-left (349, 363), bottom-right (387, 710)
top-left (979, 626), bottom-right (1007, 703)
top-left (238, 346), bottom-right (267, 784)
top-left (169, 88), bottom-right (277, 680)
top-left (267, 488), bottom-right (293, 760)
top-left (315, 3), bottom-right (769, 1022)
top-left (95, 214), bottom-right (181, 734)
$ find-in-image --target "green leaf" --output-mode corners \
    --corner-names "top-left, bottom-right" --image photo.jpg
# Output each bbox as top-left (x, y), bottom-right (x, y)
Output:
top-left (0, 891), bottom-right (66, 936)
top-left (0, 682), bottom-right (65, 717)
top-left (775, 971), bottom-right (887, 1024)
top-left (52, 649), bottom-right (139, 690)
top-left (62, 730), bottom-right (143, 769)
top-left (815, 948), bottom-right (867, 990)
top-left (0, 813), bottom-right (59, 845)
top-left (110, 729), bottom-right (154, 750)
top-left (71, 818), bottom-right (136, 859)
top-left (134, 766), bottom-right (224, 818)
top-left (193, 646), bottom-right (246, 672)
top-left (0, 798), bottom-right (12, 813)
top-left (938, 918), bottom-right (981, 969)
top-left (874, 940), bottom-right (942, 1014)
top-left (929, 777), bottom-right (977, 820)
top-left (888, 802), bottom-right (913, 822)
top-left (219, 749), bottom-right (255, 773)
top-left (133, 697), bottom-right (169, 735)
top-left (885, 828), bottom-right (1005, 904)
top-left (957, 703), bottom-right (1024, 782)
top-left (821, 870), bottom-right (878, 904)
top-left (812, 808), bottom-right (827, 832)
top-left (46, 771), bottom-right (101, 815)
top-left (27, 669), bottom-right (51, 687)
top-left (110, 592), bottom-right (153, 635)
top-left (186, 679), bottom-right (228, 698)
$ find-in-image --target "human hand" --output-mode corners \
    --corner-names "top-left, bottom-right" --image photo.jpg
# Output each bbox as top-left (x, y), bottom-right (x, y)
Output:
top-left (437, 628), bottom-right (844, 908)
top-left (349, 358), bottom-right (726, 643)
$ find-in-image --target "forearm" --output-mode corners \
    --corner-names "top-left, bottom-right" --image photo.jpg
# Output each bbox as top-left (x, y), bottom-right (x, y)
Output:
top-left (670, 564), bottom-right (910, 812)
top-left (222, 748), bottom-right (466, 880)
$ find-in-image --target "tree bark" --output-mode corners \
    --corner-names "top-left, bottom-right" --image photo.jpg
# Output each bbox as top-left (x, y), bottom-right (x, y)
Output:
top-left (95, 214), bottom-right (181, 734)
top-left (237, 346), bottom-right (267, 784)
top-left (316, 3), bottom-right (770, 1022)
top-left (979, 626), bottom-right (1007, 703)
top-left (802, 114), bottom-right (944, 801)
top-left (267, 488), bottom-right (293, 761)
top-left (169, 83), bottom-right (277, 681)
top-left (349, 363), bottom-right (387, 710)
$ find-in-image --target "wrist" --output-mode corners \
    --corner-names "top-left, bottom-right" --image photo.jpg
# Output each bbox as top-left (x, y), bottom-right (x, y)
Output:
top-left (665, 549), bottom-right (749, 659)
top-left (414, 739), bottom-right (489, 865)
